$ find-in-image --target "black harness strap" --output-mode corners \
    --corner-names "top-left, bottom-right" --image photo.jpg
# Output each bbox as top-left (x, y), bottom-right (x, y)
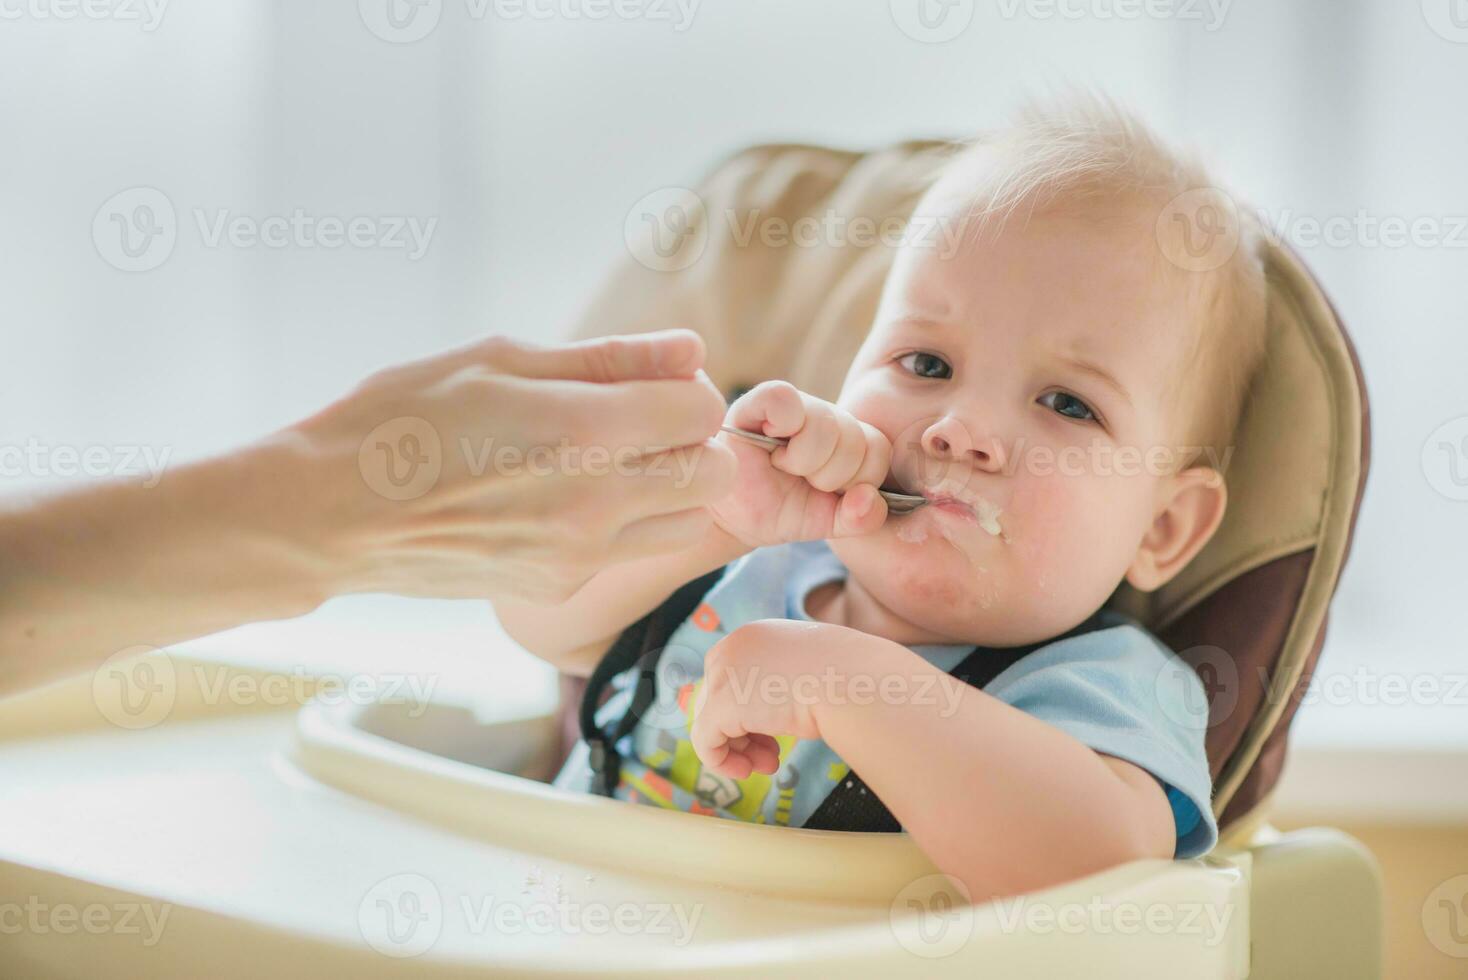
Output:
top-left (580, 567), bottom-right (725, 796)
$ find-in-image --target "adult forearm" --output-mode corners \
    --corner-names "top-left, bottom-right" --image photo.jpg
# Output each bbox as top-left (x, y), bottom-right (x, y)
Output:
top-left (0, 436), bottom-right (331, 696)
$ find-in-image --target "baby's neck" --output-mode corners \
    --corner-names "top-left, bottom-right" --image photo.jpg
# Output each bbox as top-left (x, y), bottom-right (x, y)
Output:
top-left (804, 577), bottom-right (962, 647)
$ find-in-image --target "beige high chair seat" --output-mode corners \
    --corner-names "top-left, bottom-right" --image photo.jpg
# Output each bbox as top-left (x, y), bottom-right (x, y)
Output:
top-left (0, 141), bottom-right (1378, 980)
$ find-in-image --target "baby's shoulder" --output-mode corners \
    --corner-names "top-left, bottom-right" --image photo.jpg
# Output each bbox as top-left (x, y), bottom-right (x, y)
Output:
top-left (1012, 610), bottom-right (1191, 680)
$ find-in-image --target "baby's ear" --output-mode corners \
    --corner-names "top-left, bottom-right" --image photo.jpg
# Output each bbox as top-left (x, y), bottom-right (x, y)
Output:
top-left (1125, 468), bottom-right (1228, 593)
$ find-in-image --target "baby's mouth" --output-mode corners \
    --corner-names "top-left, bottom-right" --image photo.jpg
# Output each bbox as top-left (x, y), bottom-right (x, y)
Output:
top-left (881, 470), bottom-right (1005, 538)
top-left (927, 492), bottom-right (1003, 537)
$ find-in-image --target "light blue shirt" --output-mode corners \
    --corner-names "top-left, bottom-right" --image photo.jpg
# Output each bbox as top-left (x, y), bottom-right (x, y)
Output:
top-left (556, 541), bottom-right (1218, 859)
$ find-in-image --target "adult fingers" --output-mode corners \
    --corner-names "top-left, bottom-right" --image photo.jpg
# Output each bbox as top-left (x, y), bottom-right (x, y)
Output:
top-left (558, 371), bottom-right (728, 451)
top-left (595, 440), bottom-right (738, 524)
top-left (471, 330), bottom-right (707, 383)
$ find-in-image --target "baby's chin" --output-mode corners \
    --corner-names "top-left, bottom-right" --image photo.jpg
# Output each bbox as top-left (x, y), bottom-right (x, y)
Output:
top-left (830, 513), bottom-right (1019, 644)
top-left (832, 508), bottom-right (1103, 648)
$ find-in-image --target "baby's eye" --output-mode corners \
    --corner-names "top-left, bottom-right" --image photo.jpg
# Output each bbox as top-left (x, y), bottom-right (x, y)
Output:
top-left (1038, 390), bottom-right (1099, 423)
top-left (896, 352), bottom-right (953, 380)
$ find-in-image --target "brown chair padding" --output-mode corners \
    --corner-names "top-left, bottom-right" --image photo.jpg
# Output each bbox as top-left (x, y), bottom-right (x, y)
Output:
top-left (561, 141), bottom-right (1370, 837)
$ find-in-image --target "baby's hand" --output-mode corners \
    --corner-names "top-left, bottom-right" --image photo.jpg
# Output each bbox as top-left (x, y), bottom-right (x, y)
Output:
top-left (710, 381), bottom-right (891, 548)
top-left (690, 621), bottom-right (827, 779)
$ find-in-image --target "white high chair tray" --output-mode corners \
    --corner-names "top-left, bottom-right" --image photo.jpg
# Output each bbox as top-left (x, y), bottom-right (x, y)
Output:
top-left (0, 645), bottom-right (1250, 979)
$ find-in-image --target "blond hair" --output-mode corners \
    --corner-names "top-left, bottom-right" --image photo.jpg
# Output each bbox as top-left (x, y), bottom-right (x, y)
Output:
top-left (942, 92), bottom-right (1269, 466)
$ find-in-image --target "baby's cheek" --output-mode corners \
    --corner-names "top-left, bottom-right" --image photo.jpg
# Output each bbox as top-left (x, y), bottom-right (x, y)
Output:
top-left (1008, 473), bottom-right (1143, 601)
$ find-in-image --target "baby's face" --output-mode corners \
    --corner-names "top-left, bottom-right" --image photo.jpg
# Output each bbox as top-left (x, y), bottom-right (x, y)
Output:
top-left (830, 193), bottom-right (1199, 647)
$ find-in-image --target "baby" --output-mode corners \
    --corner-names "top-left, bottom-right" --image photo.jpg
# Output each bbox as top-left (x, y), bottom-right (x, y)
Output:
top-left (496, 96), bottom-right (1267, 901)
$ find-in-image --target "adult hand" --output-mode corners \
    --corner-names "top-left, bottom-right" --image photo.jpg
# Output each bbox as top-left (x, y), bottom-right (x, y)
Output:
top-left (287, 329), bottom-right (737, 604)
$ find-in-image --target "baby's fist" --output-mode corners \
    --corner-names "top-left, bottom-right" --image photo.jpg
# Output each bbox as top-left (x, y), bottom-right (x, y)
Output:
top-left (711, 382), bottom-right (892, 547)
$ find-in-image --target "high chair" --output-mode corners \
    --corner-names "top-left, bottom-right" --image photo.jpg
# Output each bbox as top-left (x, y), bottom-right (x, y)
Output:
top-left (0, 141), bottom-right (1377, 979)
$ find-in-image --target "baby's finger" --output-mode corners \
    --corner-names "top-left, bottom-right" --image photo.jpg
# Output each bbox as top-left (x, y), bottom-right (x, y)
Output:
top-left (742, 734), bottom-right (782, 775)
top-left (773, 397), bottom-right (840, 479)
top-left (831, 484), bottom-right (888, 538)
top-left (805, 409), bottom-right (869, 492)
top-left (726, 380), bottom-right (806, 440)
top-left (850, 421), bottom-right (894, 491)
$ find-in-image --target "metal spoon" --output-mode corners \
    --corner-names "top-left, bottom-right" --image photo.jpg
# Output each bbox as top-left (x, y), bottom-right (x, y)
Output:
top-left (719, 425), bottom-right (928, 515)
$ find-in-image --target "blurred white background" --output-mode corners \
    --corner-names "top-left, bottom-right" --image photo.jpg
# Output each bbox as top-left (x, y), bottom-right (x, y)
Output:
top-left (1, 1), bottom-right (1464, 751)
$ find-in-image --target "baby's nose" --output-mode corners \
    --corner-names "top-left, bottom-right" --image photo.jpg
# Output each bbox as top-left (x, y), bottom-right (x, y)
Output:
top-left (921, 416), bottom-right (1007, 473)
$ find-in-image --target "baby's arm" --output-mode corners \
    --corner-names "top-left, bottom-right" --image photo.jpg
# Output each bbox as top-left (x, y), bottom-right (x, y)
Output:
top-left (496, 380), bottom-right (893, 675)
top-left (690, 621), bottom-right (1176, 902)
